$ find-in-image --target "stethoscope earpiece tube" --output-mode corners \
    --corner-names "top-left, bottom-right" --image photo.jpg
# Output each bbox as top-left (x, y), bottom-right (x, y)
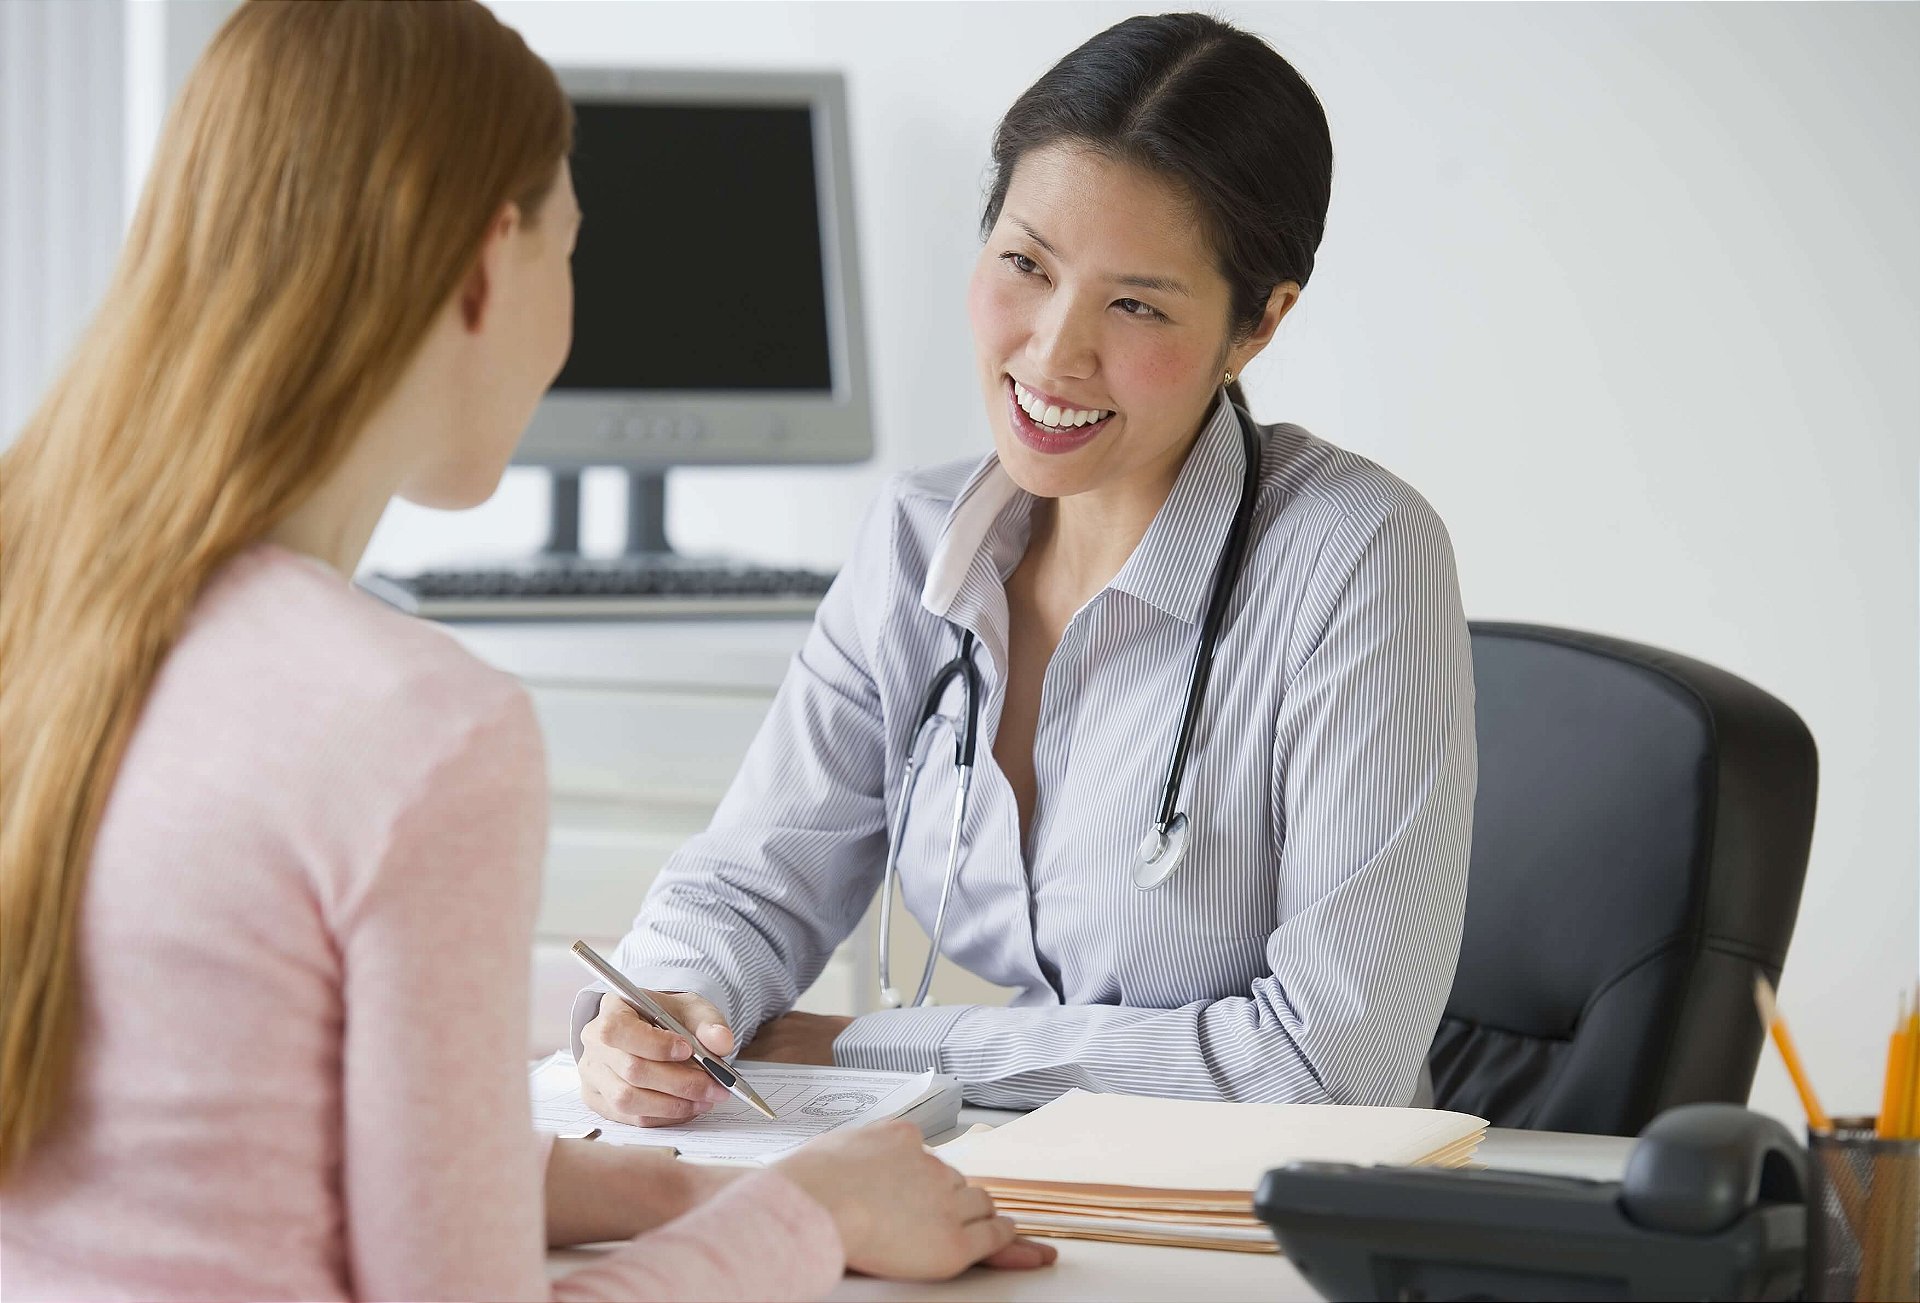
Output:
top-left (913, 766), bottom-right (973, 1009)
top-left (954, 643), bottom-right (982, 769)
top-left (878, 631), bottom-right (981, 1009)
top-left (1140, 406), bottom-right (1265, 882)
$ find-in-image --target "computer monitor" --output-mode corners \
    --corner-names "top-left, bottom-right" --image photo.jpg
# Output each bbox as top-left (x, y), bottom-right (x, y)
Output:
top-left (524, 67), bottom-right (872, 552)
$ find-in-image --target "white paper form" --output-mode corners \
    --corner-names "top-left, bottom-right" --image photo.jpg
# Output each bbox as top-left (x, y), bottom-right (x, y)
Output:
top-left (529, 1052), bottom-right (940, 1163)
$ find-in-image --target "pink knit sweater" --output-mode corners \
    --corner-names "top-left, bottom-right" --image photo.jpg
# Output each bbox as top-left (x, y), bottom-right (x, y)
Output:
top-left (0, 545), bottom-right (843, 1301)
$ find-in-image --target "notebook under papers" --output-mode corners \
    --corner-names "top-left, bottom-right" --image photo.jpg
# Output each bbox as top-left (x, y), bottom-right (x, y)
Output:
top-left (528, 1051), bottom-right (962, 1164)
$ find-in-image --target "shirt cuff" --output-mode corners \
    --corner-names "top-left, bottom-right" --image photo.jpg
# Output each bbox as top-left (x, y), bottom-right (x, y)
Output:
top-left (567, 968), bottom-right (740, 1064)
top-left (832, 1004), bottom-right (970, 1074)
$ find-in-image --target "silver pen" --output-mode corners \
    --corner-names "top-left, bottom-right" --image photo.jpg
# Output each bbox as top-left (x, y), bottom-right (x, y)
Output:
top-left (571, 940), bottom-right (778, 1120)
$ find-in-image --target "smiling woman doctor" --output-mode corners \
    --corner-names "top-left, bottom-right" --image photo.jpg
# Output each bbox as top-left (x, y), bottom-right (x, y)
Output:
top-left (575, 12), bottom-right (1476, 1122)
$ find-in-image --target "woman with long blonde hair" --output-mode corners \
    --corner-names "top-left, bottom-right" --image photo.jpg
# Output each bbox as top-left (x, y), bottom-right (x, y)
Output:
top-left (0, 2), bottom-right (1050, 1297)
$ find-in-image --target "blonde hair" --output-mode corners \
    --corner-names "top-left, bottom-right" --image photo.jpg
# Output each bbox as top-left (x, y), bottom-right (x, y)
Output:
top-left (0, 0), bottom-right (571, 1172)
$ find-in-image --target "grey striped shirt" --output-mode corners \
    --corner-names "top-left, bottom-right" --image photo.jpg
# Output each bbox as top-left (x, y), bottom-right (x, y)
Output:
top-left (576, 395), bottom-right (1476, 1109)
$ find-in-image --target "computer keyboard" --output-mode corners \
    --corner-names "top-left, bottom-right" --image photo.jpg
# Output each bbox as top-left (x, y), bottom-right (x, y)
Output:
top-left (359, 556), bottom-right (836, 621)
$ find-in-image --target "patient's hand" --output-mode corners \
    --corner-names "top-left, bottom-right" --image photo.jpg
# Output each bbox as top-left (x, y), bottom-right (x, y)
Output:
top-left (774, 1121), bottom-right (1059, 1279)
top-left (739, 1010), bottom-right (854, 1065)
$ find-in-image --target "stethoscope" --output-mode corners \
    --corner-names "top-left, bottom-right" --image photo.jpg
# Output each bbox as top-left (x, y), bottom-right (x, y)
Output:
top-left (878, 400), bottom-right (1264, 1008)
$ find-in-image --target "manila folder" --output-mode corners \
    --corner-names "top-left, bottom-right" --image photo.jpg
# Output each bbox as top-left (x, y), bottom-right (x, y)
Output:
top-left (941, 1088), bottom-right (1488, 1207)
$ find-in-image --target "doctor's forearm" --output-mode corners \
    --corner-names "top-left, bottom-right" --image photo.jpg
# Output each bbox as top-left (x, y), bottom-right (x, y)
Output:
top-left (833, 998), bottom-right (1384, 1109)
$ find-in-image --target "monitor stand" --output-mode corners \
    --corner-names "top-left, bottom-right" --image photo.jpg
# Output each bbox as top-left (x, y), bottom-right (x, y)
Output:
top-left (542, 468), bottom-right (673, 557)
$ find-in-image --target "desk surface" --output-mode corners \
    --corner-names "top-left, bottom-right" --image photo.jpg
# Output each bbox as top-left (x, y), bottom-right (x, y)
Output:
top-left (549, 1111), bottom-right (1637, 1302)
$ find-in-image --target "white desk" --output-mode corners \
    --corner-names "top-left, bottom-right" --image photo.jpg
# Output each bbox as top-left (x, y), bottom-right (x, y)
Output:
top-left (548, 1110), bottom-right (1637, 1302)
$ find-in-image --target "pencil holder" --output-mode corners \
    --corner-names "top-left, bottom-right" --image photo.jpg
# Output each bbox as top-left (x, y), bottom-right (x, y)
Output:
top-left (1808, 1118), bottom-right (1919, 1302)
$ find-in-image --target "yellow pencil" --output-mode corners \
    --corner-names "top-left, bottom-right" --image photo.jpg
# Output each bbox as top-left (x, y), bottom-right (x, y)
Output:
top-left (1754, 975), bottom-right (1830, 1132)
top-left (1878, 992), bottom-right (1909, 1139)
top-left (1903, 982), bottom-right (1920, 1138)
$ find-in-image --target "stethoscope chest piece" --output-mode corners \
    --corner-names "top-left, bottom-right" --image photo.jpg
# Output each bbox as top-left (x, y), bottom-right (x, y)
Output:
top-left (1130, 813), bottom-right (1191, 890)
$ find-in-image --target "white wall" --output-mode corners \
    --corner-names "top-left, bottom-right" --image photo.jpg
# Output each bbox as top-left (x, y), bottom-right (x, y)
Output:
top-left (61, 0), bottom-right (1920, 1127)
top-left (0, 0), bottom-right (238, 439)
top-left (0, 0), bottom-right (123, 439)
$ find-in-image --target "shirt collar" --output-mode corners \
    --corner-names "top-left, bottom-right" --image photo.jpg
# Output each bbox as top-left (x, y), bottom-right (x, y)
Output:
top-left (921, 392), bottom-right (1248, 634)
top-left (920, 454), bottom-right (1032, 678)
top-left (921, 455), bottom-right (1023, 620)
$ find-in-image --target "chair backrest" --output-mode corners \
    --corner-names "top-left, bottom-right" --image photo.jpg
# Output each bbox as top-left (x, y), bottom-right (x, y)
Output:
top-left (1429, 623), bottom-right (1817, 1136)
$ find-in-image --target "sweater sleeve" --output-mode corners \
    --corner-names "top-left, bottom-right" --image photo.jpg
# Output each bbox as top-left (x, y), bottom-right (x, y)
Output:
top-left (337, 681), bottom-right (842, 1301)
top-left (551, 1169), bottom-right (843, 1303)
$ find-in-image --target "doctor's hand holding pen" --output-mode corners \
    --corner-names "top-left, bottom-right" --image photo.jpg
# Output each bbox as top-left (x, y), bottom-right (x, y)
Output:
top-left (581, 991), bottom-right (855, 1126)
top-left (580, 989), bottom-right (741, 1125)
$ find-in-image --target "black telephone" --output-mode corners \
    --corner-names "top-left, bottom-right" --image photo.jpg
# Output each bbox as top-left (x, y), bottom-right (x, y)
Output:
top-left (1253, 1103), bottom-right (1807, 1302)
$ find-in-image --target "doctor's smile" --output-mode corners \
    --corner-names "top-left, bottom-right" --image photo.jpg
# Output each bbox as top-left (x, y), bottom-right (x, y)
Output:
top-left (1005, 377), bottom-right (1114, 453)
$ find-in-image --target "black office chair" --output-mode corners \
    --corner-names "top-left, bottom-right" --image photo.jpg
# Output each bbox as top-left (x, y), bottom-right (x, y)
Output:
top-left (1428, 622), bottom-right (1818, 1137)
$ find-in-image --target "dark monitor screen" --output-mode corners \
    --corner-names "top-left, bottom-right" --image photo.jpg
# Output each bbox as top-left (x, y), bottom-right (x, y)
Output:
top-left (555, 101), bottom-right (833, 393)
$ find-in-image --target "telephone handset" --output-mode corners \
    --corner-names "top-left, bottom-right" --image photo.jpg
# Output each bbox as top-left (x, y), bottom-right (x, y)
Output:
top-left (1254, 1103), bottom-right (1807, 1301)
top-left (1618, 1102), bottom-right (1806, 1234)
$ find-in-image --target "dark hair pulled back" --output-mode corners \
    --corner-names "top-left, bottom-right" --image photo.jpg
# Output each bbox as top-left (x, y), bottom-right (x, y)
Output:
top-left (981, 12), bottom-right (1333, 411)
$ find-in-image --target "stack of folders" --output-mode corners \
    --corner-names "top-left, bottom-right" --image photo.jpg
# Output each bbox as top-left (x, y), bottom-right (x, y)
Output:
top-left (939, 1089), bottom-right (1488, 1253)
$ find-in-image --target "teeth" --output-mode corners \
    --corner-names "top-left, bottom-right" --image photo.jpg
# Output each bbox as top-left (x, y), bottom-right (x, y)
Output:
top-left (1012, 380), bottom-right (1111, 430)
